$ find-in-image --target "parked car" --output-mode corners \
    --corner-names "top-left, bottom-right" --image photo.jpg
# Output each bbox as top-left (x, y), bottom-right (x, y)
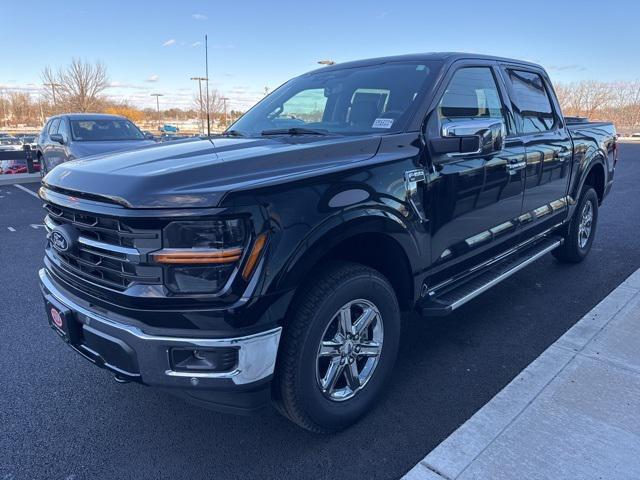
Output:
top-left (37, 113), bottom-right (156, 176)
top-left (159, 133), bottom-right (188, 143)
top-left (39, 53), bottom-right (617, 432)
top-left (0, 137), bottom-right (23, 151)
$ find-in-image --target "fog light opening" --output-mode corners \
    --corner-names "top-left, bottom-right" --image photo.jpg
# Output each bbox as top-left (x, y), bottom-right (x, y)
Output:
top-left (170, 347), bottom-right (239, 373)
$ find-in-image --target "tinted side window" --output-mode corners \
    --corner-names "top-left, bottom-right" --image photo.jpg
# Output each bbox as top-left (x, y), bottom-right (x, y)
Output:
top-left (48, 119), bottom-right (60, 135)
top-left (438, 67), bottom-right (505, 122)
top-left (57, 118), bottom-right (69, 141)
top-left (507, 70), bottom-right (555, 133)
top-left (278, 89), bottom-right (328, 123)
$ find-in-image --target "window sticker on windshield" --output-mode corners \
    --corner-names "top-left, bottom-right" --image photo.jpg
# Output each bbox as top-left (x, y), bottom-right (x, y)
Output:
top-left (372, 118), bottom-right (394, 129)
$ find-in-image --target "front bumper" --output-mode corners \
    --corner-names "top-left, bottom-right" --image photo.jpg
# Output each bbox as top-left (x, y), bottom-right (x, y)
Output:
top-left (39, 268), bottom-right (282, 411)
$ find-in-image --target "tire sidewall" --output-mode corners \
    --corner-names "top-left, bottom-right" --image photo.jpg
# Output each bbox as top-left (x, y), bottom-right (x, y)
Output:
top-left (295, 271), bottom-right (400, 429)
top-left (39, 154), bottom-right (47, 178)
top-left (573, 188), bottom-right (598, 259)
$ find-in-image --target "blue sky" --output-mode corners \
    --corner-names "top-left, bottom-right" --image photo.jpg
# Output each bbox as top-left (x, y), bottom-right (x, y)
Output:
top-left (2, 0), bottom-right (638, 110)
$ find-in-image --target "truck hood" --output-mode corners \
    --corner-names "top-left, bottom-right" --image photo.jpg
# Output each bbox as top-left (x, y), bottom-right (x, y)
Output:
top-left (43, 136), bottom-right (381, 208)
top-left (69, 139), bottom-right (157, 158)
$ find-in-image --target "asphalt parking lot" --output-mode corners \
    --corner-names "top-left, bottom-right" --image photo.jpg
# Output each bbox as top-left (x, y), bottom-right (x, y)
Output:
top-left (1, 143), bottom-right (639, 480)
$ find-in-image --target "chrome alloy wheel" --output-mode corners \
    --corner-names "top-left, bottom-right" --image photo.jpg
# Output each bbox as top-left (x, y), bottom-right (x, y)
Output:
top-left (315, 299), bottom-right (384, 402)
top-left (578, 200), bottom-right (593, 249)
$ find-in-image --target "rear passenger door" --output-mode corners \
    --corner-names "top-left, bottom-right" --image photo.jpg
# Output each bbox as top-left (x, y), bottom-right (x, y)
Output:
top-left (501, 67), bottom-right (572, 237)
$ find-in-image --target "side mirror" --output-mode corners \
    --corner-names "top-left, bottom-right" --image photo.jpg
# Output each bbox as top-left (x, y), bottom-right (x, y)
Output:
top-left (431, 119), bottom-right (505, 156)
top-left (144, 133), bottom-right (155, 140)
top-left (50, 133), bottom-right (65, 145)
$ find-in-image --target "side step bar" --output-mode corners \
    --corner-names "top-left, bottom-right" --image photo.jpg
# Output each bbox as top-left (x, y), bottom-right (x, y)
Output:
top-left (419, 237), bottom-right (562, 317)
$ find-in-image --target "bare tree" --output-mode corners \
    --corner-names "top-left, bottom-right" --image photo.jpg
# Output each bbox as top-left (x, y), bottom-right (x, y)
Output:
top-left (7, 92), bottom-right (37, 125)
top-left (42, 59), bottom-right (109, 113)
top-left (193, 89), bottom-right (224, 122)
top-left (554, 80), bottom-right (640, 134)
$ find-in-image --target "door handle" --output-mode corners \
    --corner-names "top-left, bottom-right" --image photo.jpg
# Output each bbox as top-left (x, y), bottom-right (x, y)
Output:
top-left (506, 161), bottom-right (526, 175)
top-left (555, 151), bottom-right (572, 162)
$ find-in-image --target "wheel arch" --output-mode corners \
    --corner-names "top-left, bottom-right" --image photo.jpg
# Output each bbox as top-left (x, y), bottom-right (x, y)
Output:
top-left (582, 161), bottom-right (606, 204)
top-left (275, 212), bottom-right (423, 311)
top-left (571, 150), bottom-right (607, 209)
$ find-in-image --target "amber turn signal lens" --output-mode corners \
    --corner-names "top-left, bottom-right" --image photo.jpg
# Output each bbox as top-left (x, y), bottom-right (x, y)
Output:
top-left (152, 247), bottom-right (242, 265)
top-left (242, 233), bottom-right (268, 280)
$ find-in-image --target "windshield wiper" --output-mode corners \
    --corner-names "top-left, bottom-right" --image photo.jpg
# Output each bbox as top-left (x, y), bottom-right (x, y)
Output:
top-left (261, 127), bottom-right (330, 136)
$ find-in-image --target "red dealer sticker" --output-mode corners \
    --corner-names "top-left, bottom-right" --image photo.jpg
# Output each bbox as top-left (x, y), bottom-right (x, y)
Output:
top-left (50, 307), bottom-right (64, 329)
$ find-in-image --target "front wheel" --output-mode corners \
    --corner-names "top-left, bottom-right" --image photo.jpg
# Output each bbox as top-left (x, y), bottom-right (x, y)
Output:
top-left (553, 187), bottom-right (599, 263)
top-left (39, 155), bottom-right (48, 178)
top-left (273, 262), bottom-right (400, 433)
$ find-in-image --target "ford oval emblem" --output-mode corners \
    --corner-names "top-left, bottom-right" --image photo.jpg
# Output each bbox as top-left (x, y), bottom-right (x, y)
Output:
top-left (50, 225), bottom-right (77, 253)
top-left (51, 231), bottom-right (69, 252)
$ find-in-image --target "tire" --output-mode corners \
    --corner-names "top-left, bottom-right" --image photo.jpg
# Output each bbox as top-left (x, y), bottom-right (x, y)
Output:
top-left (553, 187), bottom-right (598, 263)
top-left (39, 155), bottom-right (47, 178)
top-left (273, 261), bottom-right (401, 433)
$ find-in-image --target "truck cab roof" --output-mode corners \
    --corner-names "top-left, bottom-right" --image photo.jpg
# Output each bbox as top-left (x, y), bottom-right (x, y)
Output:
top-left (307, 52), bottom-right (543, 75)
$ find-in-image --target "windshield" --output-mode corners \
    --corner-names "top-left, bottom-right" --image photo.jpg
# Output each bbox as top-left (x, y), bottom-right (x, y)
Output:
top-left (229, 61), bottom-right (441, 137)
top-left (70, 119), bottom-right (145, 141)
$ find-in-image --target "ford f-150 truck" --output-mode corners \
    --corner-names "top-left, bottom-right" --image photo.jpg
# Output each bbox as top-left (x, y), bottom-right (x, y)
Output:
top-left (39, 53), bottom-right (617, 432)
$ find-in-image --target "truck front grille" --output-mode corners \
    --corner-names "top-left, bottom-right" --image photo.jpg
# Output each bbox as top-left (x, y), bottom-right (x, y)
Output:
top-left (44, 202), bottom-right (162, 291)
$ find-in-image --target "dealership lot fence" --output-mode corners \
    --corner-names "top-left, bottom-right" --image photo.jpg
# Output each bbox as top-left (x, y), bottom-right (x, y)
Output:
top-left (0, 147), bottom-right (40, 175)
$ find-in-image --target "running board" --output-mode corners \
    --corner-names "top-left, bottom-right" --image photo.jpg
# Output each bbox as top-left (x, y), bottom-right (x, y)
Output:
top-left (419, 237), bottom-right (562, 317)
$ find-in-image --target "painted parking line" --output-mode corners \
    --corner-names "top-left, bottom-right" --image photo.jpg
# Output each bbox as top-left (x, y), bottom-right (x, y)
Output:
top-left (8, 226), bottom-right (16, 232)
top-left (14, 184), bottom-right (40, 199)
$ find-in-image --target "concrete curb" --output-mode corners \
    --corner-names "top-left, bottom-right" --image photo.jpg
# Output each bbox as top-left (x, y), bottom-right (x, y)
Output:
top-left (404, 267), bottom-right (640, 480)
top-left (0, 173), bottom-right (41, 185)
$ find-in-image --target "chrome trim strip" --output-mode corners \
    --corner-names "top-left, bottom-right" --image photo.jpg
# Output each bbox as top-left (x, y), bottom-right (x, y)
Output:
top-left (428, 223), bottom-right (564, 295)
top-left (39, 268), bottom-right (281, 385)
top-left (44, 214), bottom-right (56, 231)
top-left (78, 236), bottom-right (139, 257)
top-left (448, 240), bottom-right (561, 311)
top-left (45, 214), bottom-right (140, 260)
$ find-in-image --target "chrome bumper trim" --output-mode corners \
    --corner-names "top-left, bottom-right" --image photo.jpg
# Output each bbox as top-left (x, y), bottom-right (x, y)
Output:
top-left (39, 268), bottom-right (281, 386)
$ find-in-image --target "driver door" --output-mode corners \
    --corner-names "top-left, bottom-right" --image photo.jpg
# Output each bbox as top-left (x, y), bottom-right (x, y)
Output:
top-left (424, 64), bottom-right (527, 281)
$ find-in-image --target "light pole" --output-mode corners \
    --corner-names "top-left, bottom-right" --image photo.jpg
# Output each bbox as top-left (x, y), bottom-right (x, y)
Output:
top-left (221, 97), bottom-right (229, 127)
top-left (317, 59), bottom-right (335, 66)
top-left (190, 76), bottom-right (207, 134)
top-left (151, 93), bottom-right (163, 129)
top-left (43, 82), bottom-right (62, 112)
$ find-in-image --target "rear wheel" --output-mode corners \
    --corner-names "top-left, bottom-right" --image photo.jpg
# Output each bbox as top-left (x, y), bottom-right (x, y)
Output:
top-left (273, 262), bottom-right (400, 433)
top-left (553, 187), bottom-right (598, 263)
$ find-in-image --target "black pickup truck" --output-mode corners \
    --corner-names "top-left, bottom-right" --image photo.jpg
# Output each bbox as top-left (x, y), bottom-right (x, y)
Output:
top-left (39, 53), bottom-right (617, 432)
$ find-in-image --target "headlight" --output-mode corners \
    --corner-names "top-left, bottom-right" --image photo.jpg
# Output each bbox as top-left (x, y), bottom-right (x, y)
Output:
top-left (163, 220), bottom-right (246, 249)
top-left (151, 219), bottom-right (248, 294)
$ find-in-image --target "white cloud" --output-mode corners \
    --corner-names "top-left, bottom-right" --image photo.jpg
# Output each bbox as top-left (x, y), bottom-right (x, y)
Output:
top-left (106, 81), bottom-right (149, 90)
top-left (146, 75), bottom-right (159, 83)
top-left (191, 41), bottom-right (202, 48)
top-left (192, 13), bottom-right (208, 21)
top-left (0, 82), bottom-right (41, 94)
top-left (162, 39), bottom-right (176, 47)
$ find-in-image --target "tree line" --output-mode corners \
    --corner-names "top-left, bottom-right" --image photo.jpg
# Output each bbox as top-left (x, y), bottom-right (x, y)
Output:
top-left (554, 80), bottom-right (640, 133)
top-left (2, 59), bottom-right (639, 134)
top-left (0, 59), bottom-right (242, 129)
